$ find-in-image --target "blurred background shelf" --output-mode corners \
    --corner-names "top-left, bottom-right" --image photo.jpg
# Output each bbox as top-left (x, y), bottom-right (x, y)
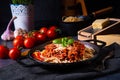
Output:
top-left (0, 0), bottom-right (120, 34)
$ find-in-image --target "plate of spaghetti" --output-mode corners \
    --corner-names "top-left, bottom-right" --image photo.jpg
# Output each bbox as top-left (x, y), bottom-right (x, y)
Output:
top-left (28, 37), bottom-right (103, 67)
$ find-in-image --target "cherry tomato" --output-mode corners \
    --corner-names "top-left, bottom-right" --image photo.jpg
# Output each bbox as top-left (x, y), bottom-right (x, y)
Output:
top-left (49, 26), bottom-right (57, 31)
top-left (37, 33), bottom-right (47, 42)
top-left (9, 47), bottom-right (21, 60)
top-left (32, 31), bottom-right (40, 38)
top-left (39, 27), bottom-right (48, 34)
top-left (24, 37), bottom-right (36, 48)
top-left (47, 29), bottom-right (56, 39)
top-left (0, 45), bottom-right (9, 59)
top-left (13, 37), bottom-right (24, 48)
top-left (15, 35), bottom-right (24, 39)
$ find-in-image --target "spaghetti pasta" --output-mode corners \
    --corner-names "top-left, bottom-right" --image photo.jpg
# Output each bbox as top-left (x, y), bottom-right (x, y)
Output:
top-left (63, 16), bottom-right (83, 22)
top-left (32, 41), bottom-right (94, 63)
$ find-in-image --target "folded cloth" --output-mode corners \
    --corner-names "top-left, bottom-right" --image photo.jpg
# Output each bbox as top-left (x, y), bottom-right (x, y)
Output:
top-left (0, 43), bottom-right (120, 80)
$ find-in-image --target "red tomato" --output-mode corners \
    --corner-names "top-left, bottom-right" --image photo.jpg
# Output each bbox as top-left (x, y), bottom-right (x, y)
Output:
top-left (49, 26), bottom-right (57, 31)
top-left (47, 29), bottom-right (56, 39)
top-left (32, 31), bottom-right (39, 38)
top-left (39, 27), bottom-right (48, 34)
top-left (24, 37), bottom-right (36, 48)
top-left (13, 37), bottom-right (24, 48)
top-left (37, 33), bottom-right (47, 42)
top-left (15, 35), bottom-right (24, 39)
top-left (0, 45), bottom-right (9, 59)
top-left (9, 47), bottom-right (21, 60)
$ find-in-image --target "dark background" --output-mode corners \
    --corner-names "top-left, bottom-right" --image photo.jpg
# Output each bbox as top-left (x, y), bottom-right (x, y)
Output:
top-left (0, 0), bottom-right (120, 35)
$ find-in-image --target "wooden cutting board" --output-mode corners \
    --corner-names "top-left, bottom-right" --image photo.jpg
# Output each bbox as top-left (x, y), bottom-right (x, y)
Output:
top-left (78, 18), bottom-right (120, 46)
top-left (96, 34), bottom-right (120, 46)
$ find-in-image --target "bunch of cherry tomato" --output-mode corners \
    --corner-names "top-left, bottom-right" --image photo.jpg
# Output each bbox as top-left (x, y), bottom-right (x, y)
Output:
top-left (0, 26), bottom-right (61, 60)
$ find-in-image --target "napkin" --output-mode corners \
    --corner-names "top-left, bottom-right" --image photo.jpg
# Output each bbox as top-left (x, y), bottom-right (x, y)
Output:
top-left (0, 43), bottom-right (120, 80)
